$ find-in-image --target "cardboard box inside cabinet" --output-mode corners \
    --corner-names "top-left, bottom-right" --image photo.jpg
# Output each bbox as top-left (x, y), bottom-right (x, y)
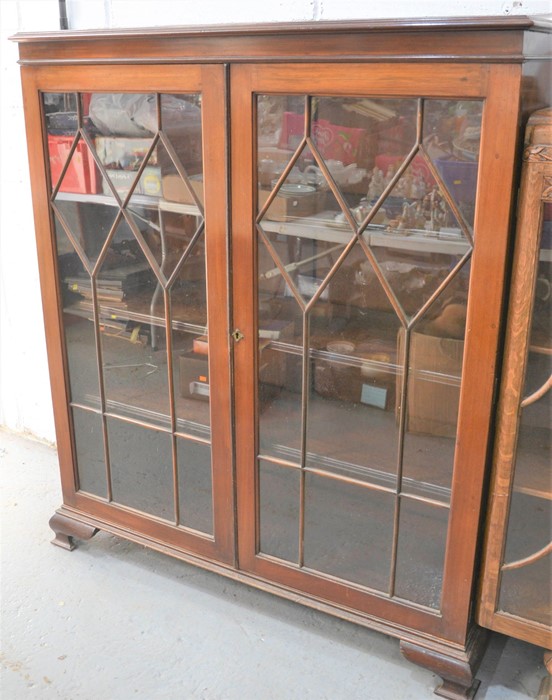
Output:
top-left (397, 329), bottom-right (464, 437)
top-left (95, 136), bottom-right (161, 197)
top-left (162, 174), bottom-right (204, 205)
top-left (179, 352), bottom-right (209, 401)
top-left (95, 137), bottom-right (157, 170)
top-left (102, 166), bottom-right (162, 198)
top-left (258, 188), bottom-right (320, 222)
top-left (48, 135), bottom-right (99, 194)
top-left (314, 359), bottom-right (362, 403)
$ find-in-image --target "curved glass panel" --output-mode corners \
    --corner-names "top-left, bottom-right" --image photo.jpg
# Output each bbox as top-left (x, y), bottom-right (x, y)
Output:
top-left (498, 216), bottom-right (551, 624)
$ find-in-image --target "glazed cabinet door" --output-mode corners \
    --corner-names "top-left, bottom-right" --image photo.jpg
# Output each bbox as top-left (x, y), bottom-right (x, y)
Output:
top-left (22, 65), bottom-right (234, 564)
top-left (231, 62), bottom-right (521, 642)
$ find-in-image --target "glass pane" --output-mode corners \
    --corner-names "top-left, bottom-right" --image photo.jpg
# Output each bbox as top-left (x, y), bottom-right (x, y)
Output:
top-left (170, 230), bottom-right (209, 436)
top-left (177, 437), bottom-right (213, 535)
top-left (394, 498), bottom-right (449, 609)
top-left (169, 231), bottom-right (207, 329)
top-left (401, 263), bottom-right (471, 503)
top-left (499, 493), bottom-right (552, 625)
top-left (83, 92), bottom-right (157, 201)
top-left (160, 93), bottom-right (203, 178)
top-left (259, 460), bottom-right (300, 563)
top-left (312, 96), bottom-right (417, 219)
top-left (257, 94), bottom-right (305, 163)
top-left (43, 92), bottom-right (78, 192)
top-left (93, 134), bottom-right (155, 199)
top-left (126, 181), bottom-right (202, 283)
top-left (259, 142), bottom-right (350, 237)
top-left (499, 557), bottom-right (552, 626)
top-left (107, 418), bottom-right (173, 520)
top-left (173, 330), bottom-right (211, 438)
top-left (72, 407), bottom-right (106, 497)
top-left (423, 99), bottom-right (483, 231)
top-left (53, 141), bottom-right (117, 265)
top-left (86, 92), bottom-right (156, 138)
top-left (304, 473), bottom-right (395, 591)
top-left (98, 220), bottom-right (170, 427)
top-left (258, 239), bottom-right (303, 462)
top-left (514, 352), bottom-right (551, 497)
top-left (55, 221), bottom-right (100, 406)
top-left (307, 244), bottom-right (401, 485)
top-left (364, 160), bottom-right (470, 320)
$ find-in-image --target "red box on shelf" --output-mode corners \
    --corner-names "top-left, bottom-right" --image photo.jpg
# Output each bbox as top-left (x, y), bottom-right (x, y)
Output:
top-left (279, 112), bottom-right (366, 166)
top-left (47, 134), bottom-right (99, 194)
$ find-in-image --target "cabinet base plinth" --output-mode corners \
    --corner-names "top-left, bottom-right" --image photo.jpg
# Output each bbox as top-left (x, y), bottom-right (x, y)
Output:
top-left (400, 630), bottom-right (487, 700)
top-left (435, 679), bottom-right (480, 700)
top-left (49, 510), bottom-right (99, 550)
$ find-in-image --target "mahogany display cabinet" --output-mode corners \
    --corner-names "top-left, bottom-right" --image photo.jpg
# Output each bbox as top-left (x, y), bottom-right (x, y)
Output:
top-left (13, 18), bottom-right (551, 699)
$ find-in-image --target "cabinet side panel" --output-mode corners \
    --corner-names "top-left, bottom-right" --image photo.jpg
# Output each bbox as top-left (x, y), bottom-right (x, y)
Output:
top-left (20, 66), bottom-right (78, 505)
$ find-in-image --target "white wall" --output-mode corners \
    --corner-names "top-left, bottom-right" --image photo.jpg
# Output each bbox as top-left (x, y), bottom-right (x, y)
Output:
top-left (1, 0), bottom-right (550, 444)
top-left (1, 1), bottom-right (61, 443)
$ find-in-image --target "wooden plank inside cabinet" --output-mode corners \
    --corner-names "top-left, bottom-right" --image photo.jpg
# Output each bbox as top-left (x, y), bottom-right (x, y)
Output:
top-left (478, 108), bottom-right (552, 655)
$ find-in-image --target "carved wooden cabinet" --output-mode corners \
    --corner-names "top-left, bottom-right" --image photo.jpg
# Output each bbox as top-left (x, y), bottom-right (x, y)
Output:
top-left (13, 18), bottom-right (551, 699)
top-left (478, 108), bottom-right (552, 695)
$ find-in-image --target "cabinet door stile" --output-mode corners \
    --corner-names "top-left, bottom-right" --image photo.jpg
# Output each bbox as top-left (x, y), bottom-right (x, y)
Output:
top-left (21, 66), bottom-right (80, 507)
top-left (201, 64), bottom-right (235, 561)
top-left (230, 65), bottom-right (260, 568)
top-left (440, 63), bottom-right (523, 642)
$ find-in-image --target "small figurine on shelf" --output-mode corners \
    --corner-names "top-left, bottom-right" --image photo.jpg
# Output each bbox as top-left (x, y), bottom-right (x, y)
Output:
top-left (424, 188), bottom-right (448, 231)
top-left (367, 166), bottom-right (385, 200)
top-left (411, 173), bottom-right (427, 200)
top-left (395, 171), bottom-right (413, 198)
top-left (384, 163), bottom-right (397, 188)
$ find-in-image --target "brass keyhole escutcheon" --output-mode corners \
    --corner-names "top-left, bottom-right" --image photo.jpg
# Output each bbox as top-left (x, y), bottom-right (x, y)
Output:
top-left (232, 329), bottom-right (245, 343)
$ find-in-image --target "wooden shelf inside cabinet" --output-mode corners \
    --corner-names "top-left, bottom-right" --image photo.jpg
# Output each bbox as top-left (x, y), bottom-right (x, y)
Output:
top-left (63, 296), bottom-right (207, 335)
top-left (55, 190), bottom-right (202, 218)
top-left (261, 212), bottom-right (471, 255)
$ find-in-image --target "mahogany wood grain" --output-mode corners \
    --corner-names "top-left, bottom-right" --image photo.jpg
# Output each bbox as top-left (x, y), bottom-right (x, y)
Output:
top-left (231, 65), bottom-right (258, 572)
top-left (12, 17), bottom-right (535, 42)
top-left (400, 627), bottom-right (488, 699)
top-left (439, 63), bottom-right (523, 644)
top-left (12, 19), bottom-right (531, 67)
top-left (201, 64), bottom-right (235, 564)
top-left (240, 62), bottom-right (488, 97)
top-left (49, 510), bottom-right (99, 550)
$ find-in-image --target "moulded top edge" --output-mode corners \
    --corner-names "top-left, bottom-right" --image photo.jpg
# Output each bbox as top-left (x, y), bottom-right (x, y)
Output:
top-left (9, 16), bottom-right (539, 43)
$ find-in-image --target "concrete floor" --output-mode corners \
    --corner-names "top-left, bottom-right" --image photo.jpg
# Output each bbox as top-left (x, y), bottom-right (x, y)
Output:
top-left (1, 428), bottom-right (548, 700)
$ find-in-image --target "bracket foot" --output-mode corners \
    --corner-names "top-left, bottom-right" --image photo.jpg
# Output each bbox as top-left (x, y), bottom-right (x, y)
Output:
top-left (400, 629), bottom-right (487, 700)
top-left (49, 510), bottom-right (99, 550)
